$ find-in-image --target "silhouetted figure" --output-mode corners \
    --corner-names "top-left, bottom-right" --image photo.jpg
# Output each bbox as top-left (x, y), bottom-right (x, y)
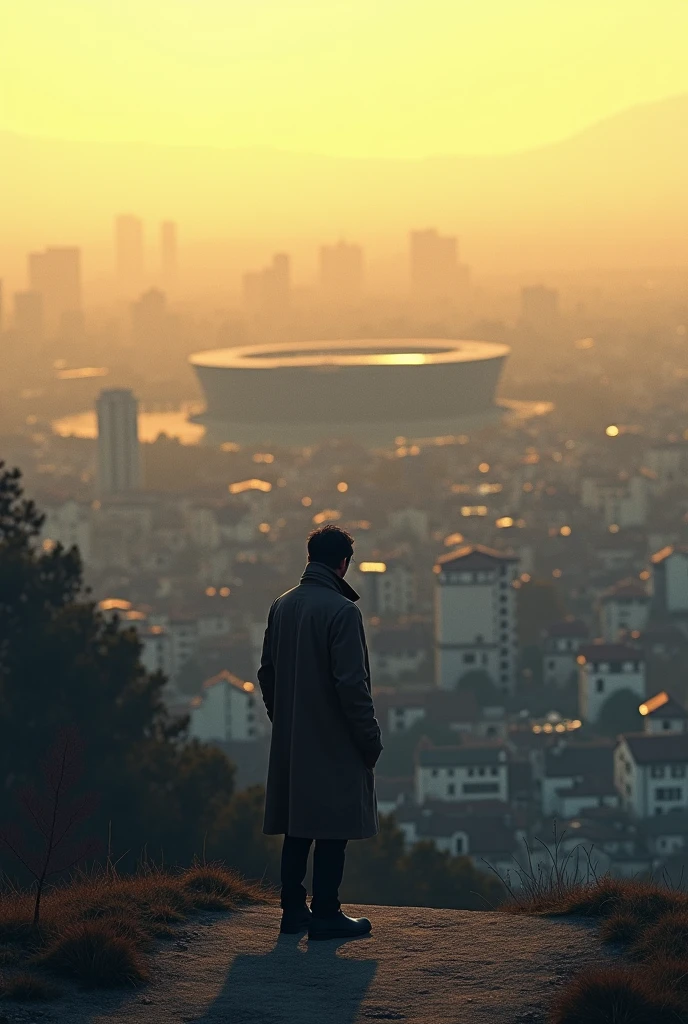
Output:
top-left (258, 526), bottom-right (383, 940)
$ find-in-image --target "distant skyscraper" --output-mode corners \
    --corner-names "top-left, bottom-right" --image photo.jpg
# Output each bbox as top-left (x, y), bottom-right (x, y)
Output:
top-left (28, 247), bottom-right (81, 333)
top-left (115, 215), bottom-right (144, 296)
top-left (96, 388), bottom-right (143, 495)
top-left (14, 291), bottom-right (44, 340)
top-left (131, 288), bottom-right (167, 344)
top-left (319, 241), bottom-right (364, 302)
top-left (243, 253), bottom-right (291, 315)
top-left (520, 286), bottom-right (559, 327)
top-left (410, 229), bottom-right (468, 301)
top-left (160, 220), bottom-right (177, 291)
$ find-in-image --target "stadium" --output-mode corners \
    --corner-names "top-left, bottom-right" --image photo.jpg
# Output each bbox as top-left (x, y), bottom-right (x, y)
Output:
top-left (188, 338), bottom-right (510, 446)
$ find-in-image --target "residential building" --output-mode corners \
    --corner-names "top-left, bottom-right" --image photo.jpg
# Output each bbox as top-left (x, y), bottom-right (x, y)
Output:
top-left (434, 545), bottom-right (519, 693)
top-left (41, 500), bottom-right (92, 562)
top-left (140, 626), bottom-right (174, 678)
top-left (96, 388), bottom-right (143, 495)
top-left (541, 740), bottom-right (617, 817)
top-left (615, 733), bottom-right (688, 817)
top-left (581, 476), bottom-right (648, 528)
top-left (652, 545), bottom-right (688, 614)
top-left (577, 643), bottom-right (646, 723)
top-left (189, 670), bottom-right (268, 743)
top-left (28, 246), bottom-right (81, 333)
top-left (599, 578), bottom-right (651, 641)
top-left (542, 619), bottom-right (588, 689)
top-left (352, 560), bottom-right (416, 616)
top-left (639, 692), bottom-right (688, 734)
top-left (415, 744), bottom-right (509, 804)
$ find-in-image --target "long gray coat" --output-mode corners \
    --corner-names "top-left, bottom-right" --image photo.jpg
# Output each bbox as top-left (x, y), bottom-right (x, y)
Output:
top-left (257, 561), bottom-right (382, 840)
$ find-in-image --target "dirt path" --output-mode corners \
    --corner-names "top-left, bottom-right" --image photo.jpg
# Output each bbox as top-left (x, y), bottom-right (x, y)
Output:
top-left (2, 905), bottom-right (617, 1024)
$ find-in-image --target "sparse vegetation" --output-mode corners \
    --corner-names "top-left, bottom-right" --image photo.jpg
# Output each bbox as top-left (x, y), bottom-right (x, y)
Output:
top-left (0, 861), bottom-right (267, 998)
top-left (494, 834), bottom-right (688, 1022)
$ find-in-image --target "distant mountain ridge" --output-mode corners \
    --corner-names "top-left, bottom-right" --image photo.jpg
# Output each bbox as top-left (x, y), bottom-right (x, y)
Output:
top-left (2, 93), bottom-right (687, 270)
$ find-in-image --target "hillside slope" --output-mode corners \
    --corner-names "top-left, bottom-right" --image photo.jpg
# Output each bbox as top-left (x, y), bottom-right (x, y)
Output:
top-left (4, 904), bottom-right (619, 1024)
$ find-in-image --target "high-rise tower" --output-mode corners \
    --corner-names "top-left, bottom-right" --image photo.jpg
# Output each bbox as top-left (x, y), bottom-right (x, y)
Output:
top-left (96, 388), bottom-right (143, 495)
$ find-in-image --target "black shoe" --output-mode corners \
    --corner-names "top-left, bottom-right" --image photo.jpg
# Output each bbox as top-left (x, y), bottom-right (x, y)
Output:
top-left (280, 906), bottom-right (312, 934)
top-left (308, 911), bottom-right (372, 941)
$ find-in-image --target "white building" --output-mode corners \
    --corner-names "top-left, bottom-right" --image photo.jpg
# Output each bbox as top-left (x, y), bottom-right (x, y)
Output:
top-left (600, 578), bottom-right (651, 641)
top-left (652, 545), bottom-right (688, 614)
top-left (434, 545), bottom-right (519, 693)
top-left (140, 626), bottom-right (174, 678)
top-left (186, 505), bottom-right (221, 550)
top-left (581, 475), bottom-right (647, 528)
top-left (615, 733), bottom-right (688, 817)
top-left (415, 744), bottom-right (509, 804)
top-left (96, 388), bottom-right (143, 496)
top-left (541, 741), bottom-right (617, 817)
top-left (41, 500), bottom-right (92, 562)
top-left (542, 619), bottom-right (589, 689)
top-left (189, 670), bottom-right (268, 743)
top-left (387, 507), bottom-right (429, 542)
top-left (645, 443), bottom-right (686, 493)
top-left (352, 560), bottom-right (416, 617)
top-left (577, 643), bottom-right (646, 724)
top-left (640, 691), bottom-right (688, 734)
top-left (167, 617), bottom-right (199, 676)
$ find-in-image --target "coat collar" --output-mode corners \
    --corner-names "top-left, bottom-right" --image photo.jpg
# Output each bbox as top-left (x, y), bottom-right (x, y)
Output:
top-left (300, 561), bottom-right (360, 602)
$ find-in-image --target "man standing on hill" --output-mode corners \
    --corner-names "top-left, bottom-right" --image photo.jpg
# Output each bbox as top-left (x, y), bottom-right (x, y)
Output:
top-left (258, 525), bottom-right (383, 940)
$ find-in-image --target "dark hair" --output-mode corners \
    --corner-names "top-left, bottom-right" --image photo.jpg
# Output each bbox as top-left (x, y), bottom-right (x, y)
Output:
top-left (307, 525), bottom-right (354, 569)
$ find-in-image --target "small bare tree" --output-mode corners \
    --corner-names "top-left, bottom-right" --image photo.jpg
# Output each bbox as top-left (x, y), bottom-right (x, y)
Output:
top-left (0, 726), bottom-right (100, 924)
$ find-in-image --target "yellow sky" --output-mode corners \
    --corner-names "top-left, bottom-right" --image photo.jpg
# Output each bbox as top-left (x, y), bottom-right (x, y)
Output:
top-left (2, 0), bottom-right (688, 158)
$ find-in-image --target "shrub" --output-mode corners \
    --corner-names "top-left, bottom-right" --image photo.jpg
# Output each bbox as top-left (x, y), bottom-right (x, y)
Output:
top-left (35, 919), bottom-right (148, 988)
top-left (549, 967), bottom-right (684, 1024)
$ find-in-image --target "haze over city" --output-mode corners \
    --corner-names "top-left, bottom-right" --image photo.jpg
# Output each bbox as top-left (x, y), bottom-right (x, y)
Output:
top-left (3, 2), bottom-right (688, 1018)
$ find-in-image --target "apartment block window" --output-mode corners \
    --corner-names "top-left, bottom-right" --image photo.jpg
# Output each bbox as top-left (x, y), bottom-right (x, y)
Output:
top-left (671, 766), bottom-right (686, 779)
top-left (651, 766), bottom-right (666, 779)
top-left (447, 783), bottom-right (456, 796)
top-left (431, 769), bottom-right (438, 777)
top-left (464, 653), bottom-right (476, 665)
top-left (455, 836), bottom-right (464, 854)
top-left (595, 678), bottom-right (605, 693)
top-left (656, 788), bottom-right (682, 801)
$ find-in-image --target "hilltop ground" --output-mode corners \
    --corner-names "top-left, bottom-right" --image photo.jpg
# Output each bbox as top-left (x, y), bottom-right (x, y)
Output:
top-left (0, 904), bottom-right (619, 1024)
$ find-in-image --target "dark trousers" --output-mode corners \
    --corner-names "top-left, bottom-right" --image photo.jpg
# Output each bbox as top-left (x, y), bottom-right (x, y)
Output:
top-left (280, 835), bottom-right (348, 918)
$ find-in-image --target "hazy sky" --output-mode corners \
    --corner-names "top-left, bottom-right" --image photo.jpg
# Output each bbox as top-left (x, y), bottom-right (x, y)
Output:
top-left (3, 0), bottom-right (688, 157)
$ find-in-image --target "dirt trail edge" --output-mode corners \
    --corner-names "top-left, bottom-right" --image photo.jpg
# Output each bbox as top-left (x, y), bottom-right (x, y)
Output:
top-left (4, 905), bottom-right (619, 1024)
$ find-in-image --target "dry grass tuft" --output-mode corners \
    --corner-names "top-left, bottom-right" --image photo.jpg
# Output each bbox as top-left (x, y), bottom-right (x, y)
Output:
top-left (631, 910), bottom-right (688, 962)
top-left (549, 967), bottom-right (684, 1024)
top-left (0, 861), bottom-right (265, 995)
top-left (0, 971), bottom-right (62, 1001)
top-left (599, 911), bottom-right (646, 946)
top-left (35, 919), bottom-right (148, 988)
